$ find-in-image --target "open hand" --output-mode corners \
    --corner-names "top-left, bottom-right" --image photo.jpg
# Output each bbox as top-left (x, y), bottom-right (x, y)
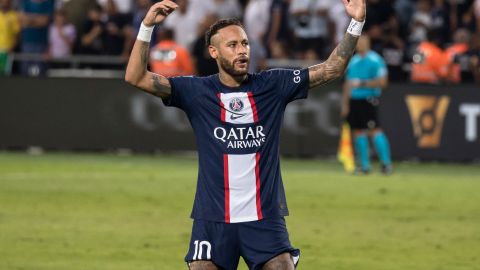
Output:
top-left (143, 0), bottom-right (179, 27)
top-left (342, 0), bottom-right (366, 22)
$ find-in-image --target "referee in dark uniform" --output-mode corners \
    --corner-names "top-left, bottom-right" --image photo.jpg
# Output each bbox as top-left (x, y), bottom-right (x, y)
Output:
top-left (341, 35), bottom-right (392, 174)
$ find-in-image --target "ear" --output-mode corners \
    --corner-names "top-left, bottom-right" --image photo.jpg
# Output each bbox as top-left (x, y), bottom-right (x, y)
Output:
top-left (208, 45), bottom-right (218, 60)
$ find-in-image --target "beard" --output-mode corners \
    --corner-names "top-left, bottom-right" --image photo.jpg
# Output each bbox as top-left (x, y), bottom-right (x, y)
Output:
top-left (218, 56), bottom-right (249, 77)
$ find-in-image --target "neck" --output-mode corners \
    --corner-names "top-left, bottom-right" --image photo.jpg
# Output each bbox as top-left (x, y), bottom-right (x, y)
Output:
top-left (219, 71), bottom-right (247, 87)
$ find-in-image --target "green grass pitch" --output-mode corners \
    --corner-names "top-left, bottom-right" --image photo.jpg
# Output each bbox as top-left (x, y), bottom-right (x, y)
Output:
top-left (0, 152), bottom-right (479, 270)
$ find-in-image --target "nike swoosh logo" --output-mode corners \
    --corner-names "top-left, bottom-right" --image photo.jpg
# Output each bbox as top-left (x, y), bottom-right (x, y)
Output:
top-left (230, 113), bottom-right (246, 120)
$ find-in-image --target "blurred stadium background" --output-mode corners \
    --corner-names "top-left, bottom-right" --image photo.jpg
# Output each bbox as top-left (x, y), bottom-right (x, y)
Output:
top-left (1, 0), bottom-right (480, 269)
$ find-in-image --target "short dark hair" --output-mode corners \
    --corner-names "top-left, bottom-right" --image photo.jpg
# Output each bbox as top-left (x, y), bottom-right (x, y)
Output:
top-left (204, 18), bottom-right (245, 46)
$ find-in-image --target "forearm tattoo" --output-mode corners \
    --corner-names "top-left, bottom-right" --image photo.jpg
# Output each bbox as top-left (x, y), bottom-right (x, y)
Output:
top-left (309, 33), bottom-right (359, 88)
top-left (140, 42), bottom-right (149, 66)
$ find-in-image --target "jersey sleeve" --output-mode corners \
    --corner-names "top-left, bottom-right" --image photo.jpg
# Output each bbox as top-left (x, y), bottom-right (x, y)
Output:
top-left (262, 68), bottom-right (310, 103)
top-left (162, 76), bottom-right (196, 111)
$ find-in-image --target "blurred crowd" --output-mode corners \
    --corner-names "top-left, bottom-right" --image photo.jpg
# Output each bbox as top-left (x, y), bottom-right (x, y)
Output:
top-left (0, 0), bottom-right (479, 83)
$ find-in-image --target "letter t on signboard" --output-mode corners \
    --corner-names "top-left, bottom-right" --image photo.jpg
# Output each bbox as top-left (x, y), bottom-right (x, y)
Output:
top-left (459, 104), bottom-right (480, 142)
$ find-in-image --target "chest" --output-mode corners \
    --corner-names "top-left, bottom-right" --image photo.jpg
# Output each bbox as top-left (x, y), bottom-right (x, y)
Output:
top-left (189, 82), bottom-right (281, 126)
top-left (349, 59), bottom-right (379, 79)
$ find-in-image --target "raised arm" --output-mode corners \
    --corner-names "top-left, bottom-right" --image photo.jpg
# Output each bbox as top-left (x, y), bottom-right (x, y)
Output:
top-left (124, 1), bottom-right (178, 98)
top-left (308, 0), bottom-right (366, 89)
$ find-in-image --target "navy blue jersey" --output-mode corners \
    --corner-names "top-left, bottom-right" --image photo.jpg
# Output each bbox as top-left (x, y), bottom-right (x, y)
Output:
top-left (163, 69), bottom-right (309, 223)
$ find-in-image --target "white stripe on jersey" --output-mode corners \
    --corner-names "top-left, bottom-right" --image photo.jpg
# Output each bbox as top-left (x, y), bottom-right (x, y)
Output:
top-left (226, 153), bottom-right (260, 223)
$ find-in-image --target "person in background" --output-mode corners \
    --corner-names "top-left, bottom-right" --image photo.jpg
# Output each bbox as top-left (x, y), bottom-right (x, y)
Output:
top-left (341, 35), bottom-right (392, 175)
top-left (164, 0), bottom-right (205, 51)
top-left (0, 0), bottom-right (20, 75)
top-left (431, 0), bottom-right (450, 46)
top-left (380, 14), bottom-right (406, 81)
top-left (133, 0), bottom-right (155, 45)
top-left (187, 0), bottom-right (216, 21)
top-left (244, 0), bottom-right (270, 71)
top-left (213, 0), bottom-right (242, 19)
top-left (78, 4), bottom-right (105, 55)
top-left (61, 0), bottom-right (98, 42)
top-left (450, 0), bottom-right (477, 34)
top-left (445, 28), bottom-right (471, 84)
top-left (408, 0), bottom-right (432, 45)
top-left (19, 0), bottom-right (54, 76)
top-left (411, 31), bottom-right (449, 84)
top-left (394, 0), bottom-right (415, 34)
top-left (469, 34), bottom-right (480, 83)
top-left (48, 9), bottom-right (76, 60)
top-left (289, 0), bottom-right (332, 60)
top-left (98, 0), bottom-right (133, 14)
top-left (364, 0), bottom-right (396, 52)
top-left (475, 0), bottom-right (480, 34)
top-left (150, 28), bottom-right (194, 77)
top-left (192, 14), bottom-right (219, 76)
top-left (265, 0), bottom-right (291, 57)
top-left (102, 0), bottom-right (133, 57)
top-left (325, 0), bottom-right (349, 44)
top-left (244, 0), bottom-right (271, 45)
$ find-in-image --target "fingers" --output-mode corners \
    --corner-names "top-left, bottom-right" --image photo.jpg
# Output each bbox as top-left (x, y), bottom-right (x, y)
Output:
top-left (148, 1), bottom-right (178, 17)
top-left (342, 0), bottom-right (366, 7)
top-left (143, 0), bottom-right (178, 26)
top-left (151, 0), bottom-right (178, 11)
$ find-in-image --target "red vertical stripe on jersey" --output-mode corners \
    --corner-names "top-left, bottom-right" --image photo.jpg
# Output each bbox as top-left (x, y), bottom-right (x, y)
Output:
top-left (247, 92), bottom-right (259, 122)
top-left (217, 93), bottom-right (226, 122)
top-left (255, 153), bottom-right (263, 220)
top-left (223, 154), bottom-right (230, 223)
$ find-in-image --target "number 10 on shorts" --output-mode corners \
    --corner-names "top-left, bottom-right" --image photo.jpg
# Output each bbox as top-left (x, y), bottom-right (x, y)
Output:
top-left (193, 240), bottom-right (212, 260)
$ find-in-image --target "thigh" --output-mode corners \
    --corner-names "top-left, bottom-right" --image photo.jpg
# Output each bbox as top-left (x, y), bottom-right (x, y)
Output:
top-left (239, 218), bottom-right (300, 270)
top-left (189, 260), bottom-right (220, 270)
top-left (185, 219), bottom-right (240, 270)
top-left (347, 100), bottom-right (369, 130)
top-left (365, 97), bottom-right (380, 129)
top-left (262, 252), bottom-right (294, 270)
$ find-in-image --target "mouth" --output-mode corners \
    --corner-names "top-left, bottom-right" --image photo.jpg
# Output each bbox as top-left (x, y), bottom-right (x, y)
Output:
top-left (234, 57), bottom-right (249, 67)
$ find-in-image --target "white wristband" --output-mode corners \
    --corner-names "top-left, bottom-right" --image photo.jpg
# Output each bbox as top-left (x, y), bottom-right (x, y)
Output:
top-left (137, 22), bottom-right (155, 42)
top-left (347, 18), bottom-right (365, 37)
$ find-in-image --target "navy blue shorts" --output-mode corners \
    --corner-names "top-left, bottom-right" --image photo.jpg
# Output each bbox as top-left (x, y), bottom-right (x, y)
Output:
top-left (185, 218), bottom-right (300, 270)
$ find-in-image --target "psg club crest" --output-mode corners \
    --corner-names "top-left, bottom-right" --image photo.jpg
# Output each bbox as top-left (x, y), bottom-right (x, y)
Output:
top-left (229, 98), bottom-right (244, 112)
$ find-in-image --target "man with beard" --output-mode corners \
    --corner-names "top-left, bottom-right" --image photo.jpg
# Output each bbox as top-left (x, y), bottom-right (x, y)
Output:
top-left (125, 1), bottom-right (366, 269)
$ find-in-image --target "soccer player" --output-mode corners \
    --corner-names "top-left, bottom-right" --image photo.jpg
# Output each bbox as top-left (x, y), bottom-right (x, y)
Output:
top-left (125, 0), bottom-right (366, 269)
top-left (341, 35), bottom-right (392, 175)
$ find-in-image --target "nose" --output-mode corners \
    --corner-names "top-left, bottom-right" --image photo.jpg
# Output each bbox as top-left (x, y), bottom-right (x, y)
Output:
top-left (237, 44), bottom-right (247, 55)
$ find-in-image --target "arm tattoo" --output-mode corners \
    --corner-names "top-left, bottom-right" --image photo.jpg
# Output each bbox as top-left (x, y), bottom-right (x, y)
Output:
top-left (152, 74), bottom-right (171, 98)
top-left (309, 33), bottom-right (359, 88)
top-left (140, 42), bottom-right (149, 66)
